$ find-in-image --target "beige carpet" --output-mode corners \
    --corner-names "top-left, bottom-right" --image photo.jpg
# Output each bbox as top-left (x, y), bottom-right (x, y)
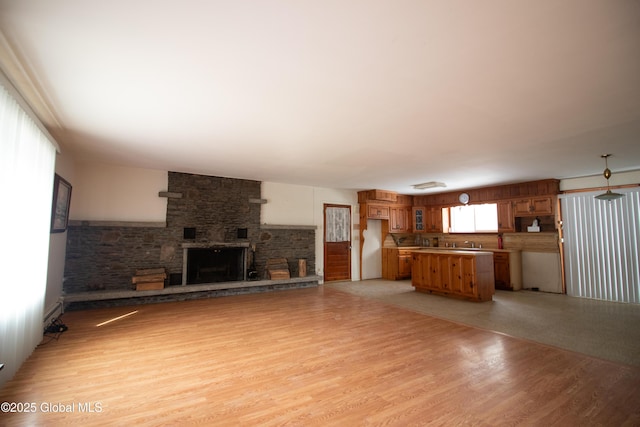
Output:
top-left (325, 279), bottom-right (640, 367)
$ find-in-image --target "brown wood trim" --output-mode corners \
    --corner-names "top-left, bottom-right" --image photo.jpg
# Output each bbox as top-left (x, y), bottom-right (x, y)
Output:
top-left (556, 197), bottom-right (566, 294)
top-left (359, 204), bottom-right (367, 280)
top-left (560, 183), bottom-right (639, 194)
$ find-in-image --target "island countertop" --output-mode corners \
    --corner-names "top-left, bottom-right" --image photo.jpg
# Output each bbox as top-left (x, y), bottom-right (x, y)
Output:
top-left (406, 247), bottom-right (519, 254)
top-left (410, 248), bottom-right (495, 256)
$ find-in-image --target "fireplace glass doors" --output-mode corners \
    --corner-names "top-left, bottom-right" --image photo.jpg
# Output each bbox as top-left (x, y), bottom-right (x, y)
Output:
top-left (185, 247), bottom-right (246, 284)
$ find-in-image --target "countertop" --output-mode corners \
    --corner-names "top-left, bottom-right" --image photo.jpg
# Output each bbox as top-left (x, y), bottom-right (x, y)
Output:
top-left (411, 248), bottom-right (495, 256)
top-left (395, 246), bottom-right (519, 253)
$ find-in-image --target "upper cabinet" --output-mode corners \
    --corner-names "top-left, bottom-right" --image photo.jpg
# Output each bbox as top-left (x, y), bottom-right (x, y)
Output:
top-left (425, 207), bottom-right (443, 232)
top-left (513, 197), bottom-right (554, 216)
top-left (367, 204), bottom-right (390, 220)
top-left (359, 190), bottom-right (413, 231)
top-left (413, 206), bottom-right (442, 233)
top-left (389, 206), bottom-right (411, 232)
top-left (412, 207), bottom-right (425, 233)
top-left (497, 200), bottom-right (515, 232)
top-left (358, 189), bottom-right (398, 203)
top-left (512, 196), bottom-right (555, 217)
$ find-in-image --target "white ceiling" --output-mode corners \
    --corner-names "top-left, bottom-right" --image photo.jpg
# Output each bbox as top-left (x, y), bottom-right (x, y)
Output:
top-left (1, 0), bottom-right (639, 194)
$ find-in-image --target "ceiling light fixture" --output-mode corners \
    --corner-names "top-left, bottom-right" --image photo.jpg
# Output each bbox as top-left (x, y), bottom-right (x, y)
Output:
top-left (594, 154), bottom-right (624, 201)
top-left (413, 181), bottom-right (446, 190)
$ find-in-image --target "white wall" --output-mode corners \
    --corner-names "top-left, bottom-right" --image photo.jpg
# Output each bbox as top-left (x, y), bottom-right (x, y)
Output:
top-left (362, 220), bottom-right (382, 279)
top-left (45, 152), bottom-right (75, 323)
top-left (522, 252), bottom-right (563, 293)
top-left (70, 162), bottom-right (167, 222)
top-left (261, 182), bottom-right (315, 225)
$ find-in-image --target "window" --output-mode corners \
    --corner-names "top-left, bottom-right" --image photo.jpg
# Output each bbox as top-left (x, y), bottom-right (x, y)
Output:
top-left (0, 80), bottom-right (57, 385)
top-left (449, 203), bottom-right (498, 233)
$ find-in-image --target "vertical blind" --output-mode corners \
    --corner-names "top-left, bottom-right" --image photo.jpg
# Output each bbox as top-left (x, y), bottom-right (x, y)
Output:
top-left (560, 188), bottom-right (640, 303)
top-left (0, 81), bottom-right (56, 386)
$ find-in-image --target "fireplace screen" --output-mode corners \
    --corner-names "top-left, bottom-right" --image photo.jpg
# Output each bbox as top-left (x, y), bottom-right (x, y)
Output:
top-left (186, 247), bottom-right (245, 284)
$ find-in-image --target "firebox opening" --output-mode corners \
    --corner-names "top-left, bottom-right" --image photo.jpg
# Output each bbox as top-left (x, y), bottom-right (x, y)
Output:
top-left (186, 247), bottom-right (245, 284)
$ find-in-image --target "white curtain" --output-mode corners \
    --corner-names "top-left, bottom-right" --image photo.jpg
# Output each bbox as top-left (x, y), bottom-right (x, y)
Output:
top-left (325, 207), bottom-right (350, 242)
top-left (0, 82), bottom-right (56, 386)
top-left (560, 188), bottom-right (640, 303)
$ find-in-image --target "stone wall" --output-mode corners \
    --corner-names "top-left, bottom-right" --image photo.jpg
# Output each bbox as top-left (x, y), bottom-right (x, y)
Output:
top-left (64, 224), bottom-right (178, 293)
top-left (63, 172), bottom-right (315, 294)
top-left (256, 226), bottom-right (316, 279)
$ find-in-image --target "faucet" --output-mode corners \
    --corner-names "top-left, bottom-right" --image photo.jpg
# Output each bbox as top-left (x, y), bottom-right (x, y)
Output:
top-left (464, 241), bottom-right (475, 248)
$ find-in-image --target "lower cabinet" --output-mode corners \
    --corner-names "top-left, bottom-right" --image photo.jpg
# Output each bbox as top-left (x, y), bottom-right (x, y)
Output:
top-left (398, 252), bottom-right (412, 278)
top-left (411, 250), bottom-right (495, 302)
top-left (494, 252), bottom-right (511, 290)
top-left (493, 251), bottom-right (522, 291)
top-left (382, 248), bottom-right (414, 280)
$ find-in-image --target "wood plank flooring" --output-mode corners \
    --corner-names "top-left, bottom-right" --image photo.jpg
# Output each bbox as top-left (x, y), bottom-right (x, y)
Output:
top-left (1, 286), bottom-right (639, 426)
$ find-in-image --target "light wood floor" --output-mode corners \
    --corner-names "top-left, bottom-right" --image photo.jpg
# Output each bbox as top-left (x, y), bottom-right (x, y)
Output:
top-left (1, 285), bottom-right (639, 426)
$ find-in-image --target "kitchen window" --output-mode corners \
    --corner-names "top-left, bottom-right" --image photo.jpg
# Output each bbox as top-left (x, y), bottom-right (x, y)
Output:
top-left (449, 203), bottom-right (498, 233)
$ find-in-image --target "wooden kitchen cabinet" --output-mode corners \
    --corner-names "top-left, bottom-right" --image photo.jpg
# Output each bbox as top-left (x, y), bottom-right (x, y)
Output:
top-left (493, 252), bottom-right (510, 290)
top-left (367, 204), bottom-right (390, 219)
top-left (497, 200), bottom-right (515, 232)
top-left (382, 248), bottom-right (414, 280)
top-left (426, 256), bottom-right (449, 292)
top-left (460, 256), bottom-right (479, 299)
top-left (389, 206), bottom-right (411, 233)
top-left (513, 196), bottom-right (554, 216)
top-left (492, 250), bottom-right (522, 291)
top-left (448, 255), bottom-right (463, 294)
top-left (412, 207), bottom-right (426, 232)
top-left (425, 207), bottom-right (443, 232)
top-left (360, 189), bottom-right (398, 202)
top-left (411, 250), bottom-right (495, 302)
top-left (413, 206), bottom-right (443, 232)
top-left (398, 251), bottom-right (412, 278)
top-left (411, 249), bottom-right (428, 283)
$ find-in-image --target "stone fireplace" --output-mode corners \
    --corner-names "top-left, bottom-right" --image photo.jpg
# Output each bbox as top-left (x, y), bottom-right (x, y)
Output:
top-left (63, 172), bottom-right (316, 297)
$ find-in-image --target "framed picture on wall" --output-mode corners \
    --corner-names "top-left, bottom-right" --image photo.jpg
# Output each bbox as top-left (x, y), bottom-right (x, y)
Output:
top-left (51, 173), bottom-right (72, 233)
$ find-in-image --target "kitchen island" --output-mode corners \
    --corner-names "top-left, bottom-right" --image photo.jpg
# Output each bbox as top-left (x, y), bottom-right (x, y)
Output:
top-left (411, 249), bottom-right (495, 302)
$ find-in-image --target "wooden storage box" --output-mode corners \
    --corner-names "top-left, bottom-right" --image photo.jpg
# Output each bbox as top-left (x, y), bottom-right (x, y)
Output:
top-left (266, 258), bottom-right (290, 280)
top-left (135, 281), bottom-right (165, 291)
top-left (132, 268), bottom-right (166, 291)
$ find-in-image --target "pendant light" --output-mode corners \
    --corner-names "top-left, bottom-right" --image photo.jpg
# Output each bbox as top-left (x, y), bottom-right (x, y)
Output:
top-left (594, 154), bottom-right (624, 201)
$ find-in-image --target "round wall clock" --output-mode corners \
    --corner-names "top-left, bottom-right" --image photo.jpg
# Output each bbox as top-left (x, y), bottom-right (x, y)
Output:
top-left (458, 192), bottom-right (470, 204)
